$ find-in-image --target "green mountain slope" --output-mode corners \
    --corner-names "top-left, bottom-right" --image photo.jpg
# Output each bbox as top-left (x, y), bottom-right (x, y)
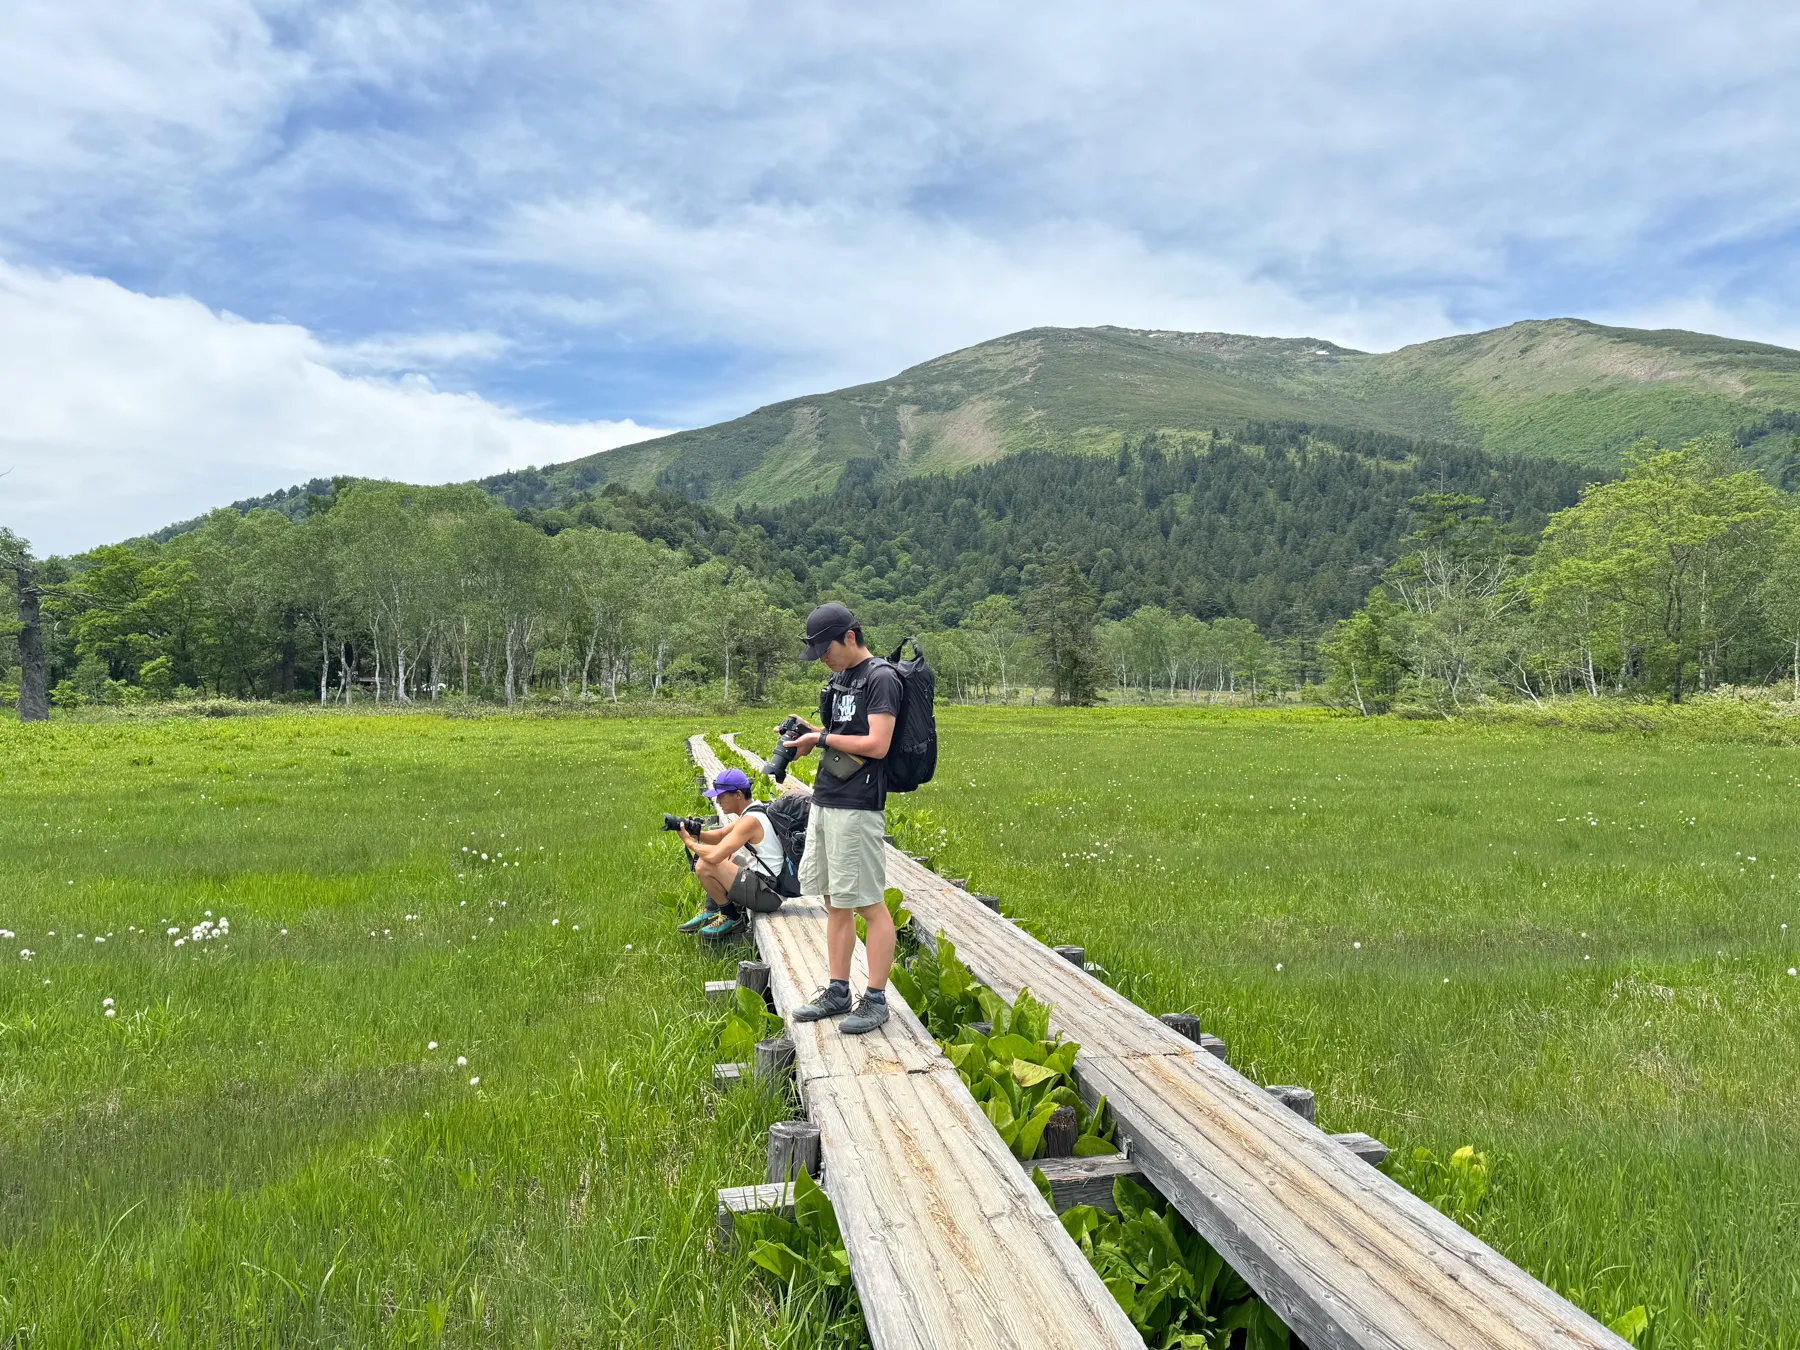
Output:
top-left (482, 319), bottom-right (1800, 509)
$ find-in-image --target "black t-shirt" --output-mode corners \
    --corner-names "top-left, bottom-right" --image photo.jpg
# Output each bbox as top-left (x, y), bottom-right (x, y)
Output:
top-left (813, 658), bottom-right (903, 811)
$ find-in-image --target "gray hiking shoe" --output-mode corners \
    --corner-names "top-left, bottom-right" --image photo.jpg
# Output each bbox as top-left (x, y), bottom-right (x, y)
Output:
top-left (792, 983), bottom-right (853, 1022)
top-left (840, 993), bottom-right (890, 1036)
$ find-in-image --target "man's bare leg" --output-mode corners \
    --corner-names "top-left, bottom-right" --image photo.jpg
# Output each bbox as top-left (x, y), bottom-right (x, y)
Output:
top-left (857, 899), bottom-right (895, 991)
top-left (825, 903), bottom-right (857, 981)
top-left (693, 857), bottom-right (738, 909)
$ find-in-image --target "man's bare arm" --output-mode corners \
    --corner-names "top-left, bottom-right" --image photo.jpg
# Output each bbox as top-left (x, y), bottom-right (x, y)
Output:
top-left (785, 712), bottom-right (894, 761)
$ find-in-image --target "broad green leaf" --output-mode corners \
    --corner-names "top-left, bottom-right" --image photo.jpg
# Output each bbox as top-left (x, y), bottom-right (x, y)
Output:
top-left (1608, 1306), bottom-right (1650, 1345)
top-left (733, 1210), bottom-right (801, 1250)
top-left (1103, 1275), bottom-right (1137, 1316)
top-left (1014, 1100), bottom-right (1060, 1159)
top-left (747, 1240), bottom-right (805, 1284)
top-left (793, 1169), bottom-right (841, 1248)
top-left (1072, 1133), bottom-right (1120, 1156)
top-left (986, 1032), bottom-right (1038, 1064)
top-left (1114, 1175), bottom-right (1161, 1224)
top-left (1011, 1058), bottom-right (1058, 1089)
top-left (1029, 1166), bottom-right (1056, 1208)
top-left (980, 1093), bottom-right (1015, 1132)
top-left (888, 965), bottom-right (921, 1009)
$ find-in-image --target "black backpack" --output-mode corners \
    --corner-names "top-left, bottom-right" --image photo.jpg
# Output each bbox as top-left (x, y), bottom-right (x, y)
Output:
top-left (883, 638), bottom-right (938, 793)
top-left (750, 796), bottom-right (811, 897)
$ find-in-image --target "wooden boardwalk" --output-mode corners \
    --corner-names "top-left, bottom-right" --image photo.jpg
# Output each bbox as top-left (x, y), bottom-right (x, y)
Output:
top-left (715, 733), bottom-right (1628, 1350)
top-left (685, 736), bottom-right (1140, 1350)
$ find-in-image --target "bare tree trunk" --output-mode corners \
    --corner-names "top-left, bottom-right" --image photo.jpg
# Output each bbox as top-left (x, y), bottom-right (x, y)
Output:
top-left (14, 564), bottom-right (48, 722)
top-left (319, 626), bottom-right (330, 705)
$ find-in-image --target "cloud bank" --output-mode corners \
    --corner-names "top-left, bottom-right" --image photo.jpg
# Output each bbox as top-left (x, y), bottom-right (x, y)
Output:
top-left (0, 265), bottom-right (664, 554)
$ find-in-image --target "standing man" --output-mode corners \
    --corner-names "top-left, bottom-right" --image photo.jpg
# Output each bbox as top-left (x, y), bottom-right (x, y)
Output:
top-left (781, 603), bottom-right (900, 1035)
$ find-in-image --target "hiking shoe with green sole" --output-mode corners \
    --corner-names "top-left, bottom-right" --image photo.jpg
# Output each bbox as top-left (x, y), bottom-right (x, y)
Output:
top-left (840, 993), bottom-right (890, 1036)
top-left (791, 983), bottom-right (853, 1022)
top-left (676, 909), bottom-right (716, 934)
top-left (699, 913), bottom-right (746, 941)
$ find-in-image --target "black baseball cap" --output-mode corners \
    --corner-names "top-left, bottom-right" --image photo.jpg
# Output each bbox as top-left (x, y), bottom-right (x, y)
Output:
top-left (801, 602), bottom-right (858, 660)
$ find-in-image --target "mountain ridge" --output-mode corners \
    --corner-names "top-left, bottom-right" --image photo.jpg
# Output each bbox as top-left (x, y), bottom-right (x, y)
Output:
top-left (477, 317), bottom-right (1800, 512)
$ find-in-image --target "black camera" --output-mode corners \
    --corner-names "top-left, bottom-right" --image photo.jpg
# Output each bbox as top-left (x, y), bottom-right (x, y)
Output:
top-left (762, 714), bottom-right (812, 783)
top-left (661, 813), bottom-right (708, 835)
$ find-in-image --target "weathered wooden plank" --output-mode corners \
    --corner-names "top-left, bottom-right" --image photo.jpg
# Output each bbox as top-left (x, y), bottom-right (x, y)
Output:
top-left (1028, 1153), bottom-right (1146, 1214)
top-left (716, 1179), bottom-right (794, 1247)
top-left (1332, 1132), bottom-right (1391, 1167)
top-left (808, 1067), bottom-right (1142, 1350)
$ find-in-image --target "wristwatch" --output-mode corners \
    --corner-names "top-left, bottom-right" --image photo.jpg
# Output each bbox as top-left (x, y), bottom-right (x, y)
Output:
top-left (818, 731), bottom-right (828, 751)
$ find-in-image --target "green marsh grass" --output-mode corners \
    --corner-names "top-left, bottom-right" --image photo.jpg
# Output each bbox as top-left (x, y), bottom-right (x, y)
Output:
top-left (863, 706), bottom-right (1800, 1349)
top-left (0, 712), bottom-right (832, 1347)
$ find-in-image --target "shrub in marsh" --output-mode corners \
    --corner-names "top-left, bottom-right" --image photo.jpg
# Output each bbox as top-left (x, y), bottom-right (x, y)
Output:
top-left (893, 935), bottom-right (1117, 1161)
top-left (720, 985), bottom-right (784, 1063)
top-left (734, 1169), bottom-right (866, 1348)
top-left (1041, 1173), bottom-right (1290, 1349)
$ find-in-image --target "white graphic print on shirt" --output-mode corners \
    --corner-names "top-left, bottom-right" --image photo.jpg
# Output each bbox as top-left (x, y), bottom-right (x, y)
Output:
top-left (833, 690), bottom-right (858, 724)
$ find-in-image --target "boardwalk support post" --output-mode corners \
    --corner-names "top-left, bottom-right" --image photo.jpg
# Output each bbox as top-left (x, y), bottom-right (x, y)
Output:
top-left (737, 960), bottom-right (771, 1000)
top-left (1265, 1085), bottom-right (1316, 1124)
top-left (754, 1036), bottom-right (796, 1086)
top-left (767, 1120), bottom-right (822, 1182)
top-left (1042, 1105), bottom-right (1078, 1158)
top-left (1160, 1012), bottom-right (1201, 1042)
top-left (1053, 945), bottom-right (1085, 968)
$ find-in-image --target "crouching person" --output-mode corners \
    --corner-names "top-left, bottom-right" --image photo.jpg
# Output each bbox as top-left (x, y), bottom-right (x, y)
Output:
top-left (676, 767), bottom-right (785, 941)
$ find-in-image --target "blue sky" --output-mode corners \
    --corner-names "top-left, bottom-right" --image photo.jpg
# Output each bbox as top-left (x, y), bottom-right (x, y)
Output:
top-left (4, 0), bottom-right (1800, 552)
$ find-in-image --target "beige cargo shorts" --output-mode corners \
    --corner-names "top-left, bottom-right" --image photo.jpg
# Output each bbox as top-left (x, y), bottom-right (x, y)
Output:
top-left (798, 805), bottom-right (887, 910)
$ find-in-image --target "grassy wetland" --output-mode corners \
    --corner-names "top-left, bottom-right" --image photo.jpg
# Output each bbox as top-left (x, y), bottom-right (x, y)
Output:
top-left (0, 712), bottom-right (810, 1347)
top-left (876, 705), bottom-right (1800, 1349)
top-left (5, 703), bottom-right (1799, 1348)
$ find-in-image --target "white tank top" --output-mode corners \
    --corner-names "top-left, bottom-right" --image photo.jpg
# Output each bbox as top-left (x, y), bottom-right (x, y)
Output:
top-left (738, 805), bottom-right (785, 878)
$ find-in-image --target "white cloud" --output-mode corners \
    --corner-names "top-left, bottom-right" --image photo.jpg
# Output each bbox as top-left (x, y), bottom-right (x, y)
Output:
top-left (0, 264), bottom-right (669, 555)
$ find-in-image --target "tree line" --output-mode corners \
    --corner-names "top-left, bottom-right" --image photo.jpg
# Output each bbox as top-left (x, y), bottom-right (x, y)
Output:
top-left (1320, 435), bottom-right (1800, 711)
top-left (7, 427), bottom-right (1796, 720)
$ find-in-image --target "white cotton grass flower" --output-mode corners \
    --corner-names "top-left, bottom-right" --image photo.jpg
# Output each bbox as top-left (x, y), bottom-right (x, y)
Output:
top-left (105, 1008), bottom-right (116, 1017)
top-left (456, 1055), bottom-right (467, 1067)
top-left (428, 1041), bottom-right (438, 1050)
top-left (1789, 968), bottom-right (1797, 977)
top-left (1275, 963), bottom-right (1284, 972)
top-left (469, 1076), bottom-right (480, 1086)
top-left (103, 997), bottom-right (114, 1007)
top-left (20, 949), bottom-right (33, 960)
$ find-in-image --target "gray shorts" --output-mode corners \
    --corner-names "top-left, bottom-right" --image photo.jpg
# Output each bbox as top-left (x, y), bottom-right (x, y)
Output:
top-left (798, 805), bottom-right (887, 910)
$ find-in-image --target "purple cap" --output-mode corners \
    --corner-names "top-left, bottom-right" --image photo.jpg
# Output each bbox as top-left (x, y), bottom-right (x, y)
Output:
top-left (703, 767), bottom-right (753, 799)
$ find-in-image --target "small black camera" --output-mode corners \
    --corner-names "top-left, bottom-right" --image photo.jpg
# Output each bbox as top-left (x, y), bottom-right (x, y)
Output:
top-left (762, 714), bottom-right (812, 783)
top-left (661, 813), bottom-right (708, 835)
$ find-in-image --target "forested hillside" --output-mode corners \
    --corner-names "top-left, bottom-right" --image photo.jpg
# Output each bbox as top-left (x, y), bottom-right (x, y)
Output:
top-left (733, 426), bottom-right (1595, 633)
top-left (479, 320), bottom-right (1800, 509)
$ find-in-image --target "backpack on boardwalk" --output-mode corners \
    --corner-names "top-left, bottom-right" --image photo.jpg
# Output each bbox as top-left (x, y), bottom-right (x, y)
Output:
top-left (752, 794), bottom-right (812, 896)
top-left (883, 638), bottom-right (938, 793)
